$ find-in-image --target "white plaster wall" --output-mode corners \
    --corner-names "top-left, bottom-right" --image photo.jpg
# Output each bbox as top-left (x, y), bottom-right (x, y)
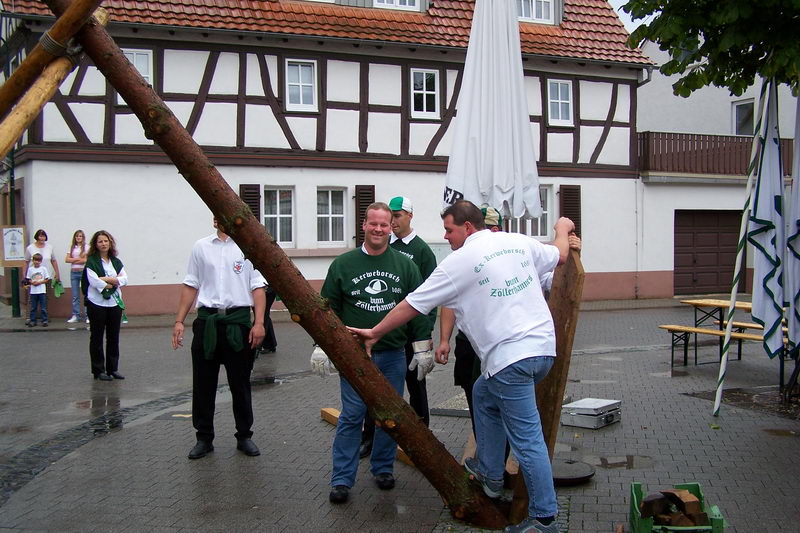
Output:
top-left (327, 60), bottom-right (360, 103)
top-left (446, 69), bottom-right (459, 108)
top-left (367, 113), bottom-right (401, 154)
top-left (547, 132), bottom-right (572, 162)
top-left (325, 109), bottom-right (359, 152)
top-left (79, 66), bottom-right (106, 96)
top-left (578, 126), bottom-right (603, 163)
top-left (115, 113), bottom-right (151, 145)
top-left (286, 116), bottom-right (317, 150)
top-left (163, 50), bottom-right (208, 94)
top-left (194, 103), bottom-right (237, 146)
top-left (580, 81), bottom-right (612, 121)
top-left (408, 123), bottom-right (438, 156)
top-left (614, 85), bottom-right (631, 123)
top-left (266, 56), bottom-right (279, 96)
top-left (68, 103), bottom-right (105, 143)
top-left (524, 75), bottom-right (542, 116)
top-left (59, 69), bottom-right (78, 94)
top-left (245, 105), bottom-right (291, 149)
top-left (245, 54), bottom-right (265, 96)
top-left (368, 64), bottom-right (401, 106)
top-left (42, 103), bottom-right (75, 142)
top-left (166, 102), bottom-right (194, 128)
top-left (595, 127), bottom-right (630, 166)
top-left (434, 124), bottom-right (454, 157)
top-left (639, 182), bottom-right (749, 271)
top-left (208, 52), bottom-right (239, 95)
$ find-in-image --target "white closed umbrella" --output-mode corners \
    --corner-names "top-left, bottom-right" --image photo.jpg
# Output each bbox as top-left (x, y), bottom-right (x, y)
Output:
top-left (443, 0), bottom-right (542, 219)
top-left (786, 99), bottom-right (800, 351)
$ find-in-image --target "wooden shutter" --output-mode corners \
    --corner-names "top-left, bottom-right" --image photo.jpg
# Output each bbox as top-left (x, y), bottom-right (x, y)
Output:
top-left (559, 185), bottom-right (581, 237)
top-left (354, 185), bottom-right (375, 247)
top-left (239, 184), bottom-right (261, 221)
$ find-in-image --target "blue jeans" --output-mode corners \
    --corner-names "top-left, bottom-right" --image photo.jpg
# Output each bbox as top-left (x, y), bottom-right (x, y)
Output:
top-left (70, 270), bottom-right (84, 319)
top-left (331, 348), bottom-right (405, 488)
top-left (473, 356), bottom-right (557, 518)
top-left (29, 293), bottom-right (48, 323)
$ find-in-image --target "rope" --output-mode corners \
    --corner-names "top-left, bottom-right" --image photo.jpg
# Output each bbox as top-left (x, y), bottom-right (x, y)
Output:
top-left (38, 31), bottom-right (68, 57)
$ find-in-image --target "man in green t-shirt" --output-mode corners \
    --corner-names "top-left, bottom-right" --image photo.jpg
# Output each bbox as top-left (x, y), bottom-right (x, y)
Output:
top-left (315, 202), bottom-right (434, 505)
top-left (359, 196), bottom-right (437, 459)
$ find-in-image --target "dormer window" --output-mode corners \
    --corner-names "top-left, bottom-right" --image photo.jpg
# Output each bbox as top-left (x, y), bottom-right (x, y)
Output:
top-left (517, 0), bottom-right (554, 24)
top-left (375, 0), bottom-right (418, 11)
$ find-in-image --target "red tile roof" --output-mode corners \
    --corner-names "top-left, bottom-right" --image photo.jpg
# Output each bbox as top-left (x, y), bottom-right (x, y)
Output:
top-left (6, 0), bottom-right (650, 65)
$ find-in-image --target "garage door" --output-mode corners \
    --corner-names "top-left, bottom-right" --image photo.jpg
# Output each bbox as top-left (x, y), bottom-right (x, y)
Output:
top-left (674, 210), bottom-right (743, 295)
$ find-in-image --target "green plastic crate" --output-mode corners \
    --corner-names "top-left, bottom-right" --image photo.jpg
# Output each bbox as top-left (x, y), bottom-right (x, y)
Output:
top-left (630, 482), bottom-right (726, 533)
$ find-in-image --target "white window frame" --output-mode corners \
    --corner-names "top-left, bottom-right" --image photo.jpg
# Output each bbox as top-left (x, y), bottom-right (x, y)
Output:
top-left (316, 188), bottom-right (347, 247)
top-left (374, 0), bottom-right (419, 11)
top-left (508, 186), bottom-right (552, 240)
top-left (263, 187), bottom-right (295, 247)
top-left (517, 0), bottom-right (555, 24)
top-left (118, 48), bottom-right (153, 105)
top-left (285, 59), bottom-right (318, 112)
top-left (547, 79), bottom-right (573, 126)
top-left (732, 99), bottom-right (755, 136)
top-left (410, 68), bottom-right (440, 120)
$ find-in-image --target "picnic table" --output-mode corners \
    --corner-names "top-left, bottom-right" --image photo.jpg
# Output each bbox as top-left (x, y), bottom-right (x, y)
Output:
top-left (679, 298), bottom-right (753, 362)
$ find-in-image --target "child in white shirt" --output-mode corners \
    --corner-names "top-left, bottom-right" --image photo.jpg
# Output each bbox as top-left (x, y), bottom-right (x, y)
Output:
top-left (27, 253), bottom-right (51, 327)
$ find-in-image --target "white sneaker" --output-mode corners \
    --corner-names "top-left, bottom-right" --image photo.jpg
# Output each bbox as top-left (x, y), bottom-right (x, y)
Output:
top-left (67, 315), bottom-right (79, 323)
top-left (85, 318), bottom-right (90, 323)
top-left (122, 318), bottom-right (128, 324)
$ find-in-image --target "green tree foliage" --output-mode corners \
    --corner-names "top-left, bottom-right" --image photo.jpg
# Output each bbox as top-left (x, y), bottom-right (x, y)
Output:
top-left (625, 0), bottom-right (800, 96)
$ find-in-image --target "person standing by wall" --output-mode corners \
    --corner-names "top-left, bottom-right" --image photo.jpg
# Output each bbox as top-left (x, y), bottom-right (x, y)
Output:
top-left (65, 230), bottom-right (89, 324)
top-left (172, 218), bottom-right (266, 460)
top-left (84, 230), bottom-right (128, 381)
top-left (26, 253), bottom-right (51, 327)
top-left (24, 229), bottom-right (60, 326)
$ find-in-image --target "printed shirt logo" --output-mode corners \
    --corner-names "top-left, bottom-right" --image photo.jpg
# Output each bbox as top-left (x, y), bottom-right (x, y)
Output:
top-left (364, 279), bottom-right (388, 295)
top-left (233, 260), bottom-right (244, 274)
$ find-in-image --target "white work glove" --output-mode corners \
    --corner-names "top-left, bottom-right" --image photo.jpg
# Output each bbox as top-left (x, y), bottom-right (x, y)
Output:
top-left (310, 346), bottom-right (336, 377)
top-left (409, 340), bottom-right (435, 381)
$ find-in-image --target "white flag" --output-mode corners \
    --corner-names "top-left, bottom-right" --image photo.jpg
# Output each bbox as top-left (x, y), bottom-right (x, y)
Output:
top-left (747, 82), bottom-right (785, 358)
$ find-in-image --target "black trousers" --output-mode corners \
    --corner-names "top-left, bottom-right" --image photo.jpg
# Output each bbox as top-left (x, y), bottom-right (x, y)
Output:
top-left (191, 318), bottom-right (255, 443)
top-left (260, 287), bottom-right (277, 351)
top-left (87, 301), bottom-right (122, 376)
top-left (454, 335), bottom-right (479, 437)
top-left (363, 340), bottom-right (430, 442)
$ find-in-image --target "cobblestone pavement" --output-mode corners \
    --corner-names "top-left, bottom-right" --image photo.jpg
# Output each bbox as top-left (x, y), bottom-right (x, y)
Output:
top-left (1, 298), bottom-right (798, 532)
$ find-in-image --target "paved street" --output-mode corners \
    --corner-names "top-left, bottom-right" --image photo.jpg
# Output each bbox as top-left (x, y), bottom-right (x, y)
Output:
top-left (1, 300), bottom-right (798, 531)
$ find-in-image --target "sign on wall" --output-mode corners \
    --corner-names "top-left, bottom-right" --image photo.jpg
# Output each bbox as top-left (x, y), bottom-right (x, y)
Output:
top-left (1, 226), bottom-right (26, 267)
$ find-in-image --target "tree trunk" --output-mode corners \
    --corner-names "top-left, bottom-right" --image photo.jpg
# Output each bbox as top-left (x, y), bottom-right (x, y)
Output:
top-left (509, 249), bottom-right (585, 522)
top-left (41, 0), bottom-right (507, 528)
top-left (0, 0), bottom-right (104, 120)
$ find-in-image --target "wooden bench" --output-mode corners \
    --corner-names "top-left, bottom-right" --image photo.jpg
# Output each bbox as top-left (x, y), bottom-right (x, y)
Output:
top-left (659, 325), bottom-right (763, 368)
top-left (714, 320), bottom-right (788, 333)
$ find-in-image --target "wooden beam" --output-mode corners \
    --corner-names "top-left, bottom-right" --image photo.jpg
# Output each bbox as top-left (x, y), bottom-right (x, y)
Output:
top-left (0, 0), bottom-right (104, 120)
top-left (509, 250), bottom-right (585, 522)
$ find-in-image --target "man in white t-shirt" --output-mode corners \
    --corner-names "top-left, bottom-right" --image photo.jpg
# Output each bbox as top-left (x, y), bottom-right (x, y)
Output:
top-left (348, 201), bottom-right (574, 533)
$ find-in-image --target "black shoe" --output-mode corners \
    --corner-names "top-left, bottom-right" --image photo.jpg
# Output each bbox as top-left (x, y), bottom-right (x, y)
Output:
top-left (236, 438), bottom-right (260, 456)
top-left (329, 485), bottom-right (349, 503)
top-left (359, 439), bottom-right (373, 459)
top-left (374, 473), bottom-right (395, 490)
top-left (94, 373), bottom-right (113, 381)
top-left (41, 321), bottom-right (48, 327)
top-left (188, 440), bottom-right (214, 459)
top-left (109, 371), bottom-right (125, 380)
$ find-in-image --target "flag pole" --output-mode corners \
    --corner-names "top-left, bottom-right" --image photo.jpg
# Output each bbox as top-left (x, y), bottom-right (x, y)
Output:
top-left (712, 80), bottom-right (772, 416)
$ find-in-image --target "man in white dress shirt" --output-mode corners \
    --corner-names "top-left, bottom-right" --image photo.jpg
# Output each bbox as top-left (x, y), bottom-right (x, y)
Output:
top-left (172, 219), bottom-right (266, 460)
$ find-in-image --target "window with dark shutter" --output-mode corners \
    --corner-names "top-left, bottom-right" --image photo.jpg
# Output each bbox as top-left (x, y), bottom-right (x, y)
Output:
top-left (559, 185), bottom-right (581, 237)
top-left (239, 184), bottom-right (261, 221)
top-left (354, 185), bottom-right (375, 247)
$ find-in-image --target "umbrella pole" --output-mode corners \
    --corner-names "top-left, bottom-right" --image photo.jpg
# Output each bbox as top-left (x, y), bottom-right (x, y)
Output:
top-left (712, 80), bottom-right (772, 416)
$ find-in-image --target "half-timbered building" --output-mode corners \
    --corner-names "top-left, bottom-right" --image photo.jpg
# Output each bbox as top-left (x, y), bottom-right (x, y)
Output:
top-left (1, 0), bottom-right (650, 314)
